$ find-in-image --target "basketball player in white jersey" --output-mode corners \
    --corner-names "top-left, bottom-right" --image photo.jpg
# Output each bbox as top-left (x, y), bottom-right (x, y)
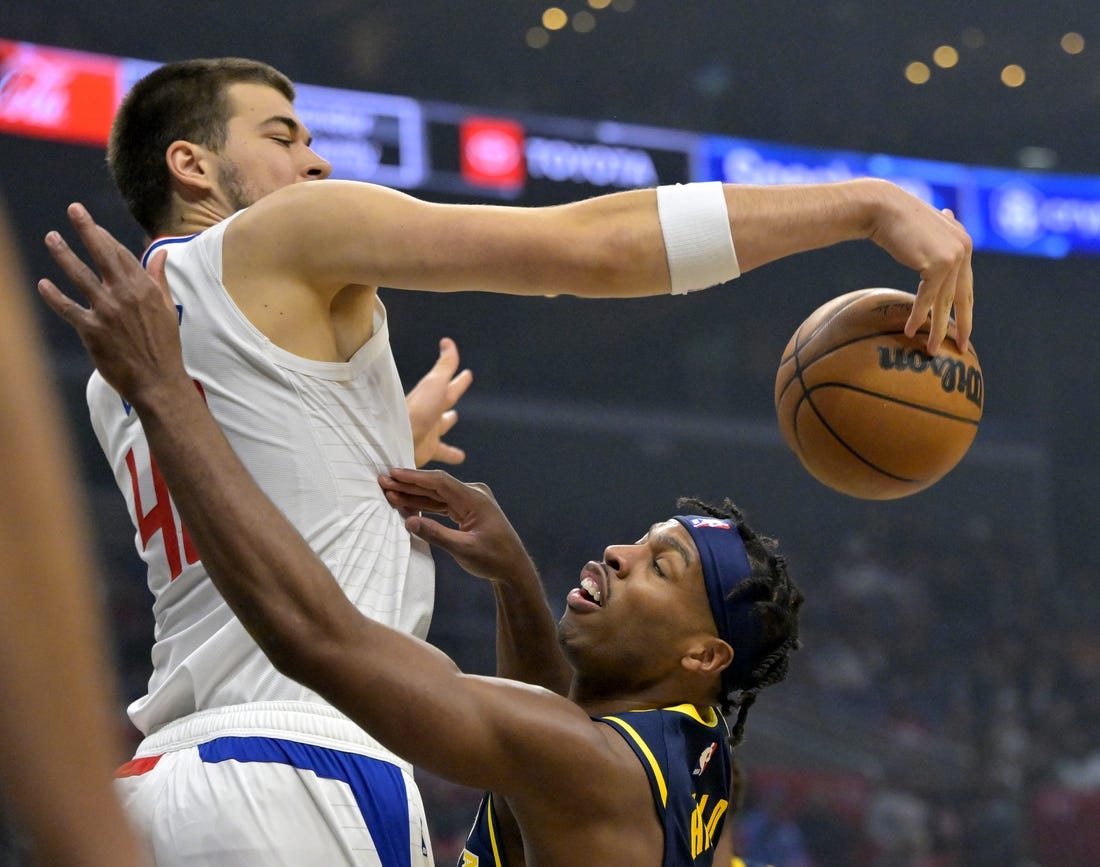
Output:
top-left (88, 55), bottom-right (971, 865)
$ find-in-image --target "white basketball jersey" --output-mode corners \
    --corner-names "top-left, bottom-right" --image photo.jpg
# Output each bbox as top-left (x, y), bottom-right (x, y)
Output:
top-left (88, 212), bottom-right (435, 737)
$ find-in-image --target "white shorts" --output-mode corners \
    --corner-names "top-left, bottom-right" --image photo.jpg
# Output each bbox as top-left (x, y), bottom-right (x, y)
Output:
top-left (115, 702), bottom-right (434, 866)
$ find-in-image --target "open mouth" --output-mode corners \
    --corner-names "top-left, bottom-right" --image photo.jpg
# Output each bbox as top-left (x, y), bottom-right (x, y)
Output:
top-left (567, 562), bottom-right (606, 611)
top-left (579, 574), bottom-right (603, 606)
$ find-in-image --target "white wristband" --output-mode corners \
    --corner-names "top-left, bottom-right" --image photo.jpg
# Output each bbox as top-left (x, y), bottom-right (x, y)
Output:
top-left (655, 181), bottom-right (740, 294)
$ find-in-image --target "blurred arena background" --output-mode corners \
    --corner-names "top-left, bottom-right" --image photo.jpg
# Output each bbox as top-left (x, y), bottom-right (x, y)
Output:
top-left (2, 2), bottom-right (1098, 864)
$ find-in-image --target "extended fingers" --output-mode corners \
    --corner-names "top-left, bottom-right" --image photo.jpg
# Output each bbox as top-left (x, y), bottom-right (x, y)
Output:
top-left (446, 367), bottom-right (474, 405)
top-left (904, 278), bottom-right (933, 341)
top-left (952, 269), bottom-right (974, 355)
top-left (437, 409), bottom-right (459, 438)
top-left (906, 210), bottom-right (974, 354)
top-left (383, 487), bottom-right (450, 516)
top-left (43, 229), bottom-right (105, 305)
top-left (429, 337), bottom-right (461, 381)
top-left (927, 257), bottom-right (964, 354)
top-left (940, 209), bottom-right (974, 353)
top-left (37, 276), bottom-right (89, 326)
top-left (384, 466), bottom-right (466, 495)
top-left (380, 469), bottom-right (459, 511)
top-left (433, 408), bottom-right (468, 463)
top-left (432, 442), bottom-right (467, 466)
top-left (907, 271), bottom-right (955, 355)
top-left (66, 204), bottom-right (142, 283)
top-left (404, 513), bottom-right (470, 555)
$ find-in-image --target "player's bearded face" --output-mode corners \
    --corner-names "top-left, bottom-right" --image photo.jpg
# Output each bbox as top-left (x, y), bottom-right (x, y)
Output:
top-left (218, 159), bottom-right (260, 212)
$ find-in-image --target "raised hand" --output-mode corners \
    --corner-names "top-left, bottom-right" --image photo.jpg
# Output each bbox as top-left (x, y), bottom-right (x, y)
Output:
top-left (379, 467), bottom-right (533, 584)
top-left (405, 338), bottom-right (474, 467)
top-left (380, 467), bottom-right (571, 692)
top-left (37, 203), bottom-right (183, 405)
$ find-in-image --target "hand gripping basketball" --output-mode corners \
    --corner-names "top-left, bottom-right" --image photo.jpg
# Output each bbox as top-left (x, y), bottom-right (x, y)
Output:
top-left (775, 288), bottom-right (983, 499)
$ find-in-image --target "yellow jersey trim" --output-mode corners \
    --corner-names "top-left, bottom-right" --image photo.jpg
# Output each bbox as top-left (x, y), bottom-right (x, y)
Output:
top-left (663, 703), bottom-right (720, 727)
top-left (602, 715), bottom-right (669, 807)
top-left (487, 795), bottom-right (504, 867)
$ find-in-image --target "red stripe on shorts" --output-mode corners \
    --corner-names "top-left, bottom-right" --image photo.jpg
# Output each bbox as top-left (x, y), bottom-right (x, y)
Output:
top-left (115, 755), bottom-right (163, 778)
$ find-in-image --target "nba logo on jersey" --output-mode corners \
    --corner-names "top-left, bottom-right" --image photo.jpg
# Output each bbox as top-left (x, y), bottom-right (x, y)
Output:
top-left (688, 518), bottom-right (731, 530)
top-left (693, 741), bottom-right (717, 776)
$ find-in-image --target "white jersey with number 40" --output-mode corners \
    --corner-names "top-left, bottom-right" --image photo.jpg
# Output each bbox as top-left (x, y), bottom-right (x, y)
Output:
top-left (87, 211), bottom-right (435, 738)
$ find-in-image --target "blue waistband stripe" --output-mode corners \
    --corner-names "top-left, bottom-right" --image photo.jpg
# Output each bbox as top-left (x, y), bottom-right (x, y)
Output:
top-left (199, 736), bottom-right (412, 867)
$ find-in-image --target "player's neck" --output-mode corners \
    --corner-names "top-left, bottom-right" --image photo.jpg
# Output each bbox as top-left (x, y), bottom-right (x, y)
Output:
top-left (165, 198), bottom-right (236, 236)
top-left (571, 684), bottom-right (685, 718)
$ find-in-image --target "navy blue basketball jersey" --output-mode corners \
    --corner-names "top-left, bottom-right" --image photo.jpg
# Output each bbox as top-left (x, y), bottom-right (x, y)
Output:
top-left (457, 703), bottom-right (732, 866)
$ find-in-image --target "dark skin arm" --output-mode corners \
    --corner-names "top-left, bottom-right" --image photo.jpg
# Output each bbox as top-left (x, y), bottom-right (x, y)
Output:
top-left (379, 468), bottom-right (572, 694)
top-left (0, 200), bottom-right (140, 867)
top-left (37, 204), bottom-right (634, 816)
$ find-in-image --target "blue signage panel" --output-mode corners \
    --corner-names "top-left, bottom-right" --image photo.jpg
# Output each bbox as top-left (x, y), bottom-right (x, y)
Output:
top-left (700, 134), bottom-right (1100, 259)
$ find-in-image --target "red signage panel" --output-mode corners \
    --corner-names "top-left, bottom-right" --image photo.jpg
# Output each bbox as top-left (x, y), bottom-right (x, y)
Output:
top-left (0, 40), bottom-right (120, 146)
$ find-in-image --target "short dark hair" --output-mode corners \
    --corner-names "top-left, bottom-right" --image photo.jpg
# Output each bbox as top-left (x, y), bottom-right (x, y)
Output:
top-left (107, 58), bottom-right (295, 235)
top-left (676, 496), bottom-right (804, 748)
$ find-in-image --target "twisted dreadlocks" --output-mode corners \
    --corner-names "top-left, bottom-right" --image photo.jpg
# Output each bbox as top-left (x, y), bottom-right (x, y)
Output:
top-left (676, 496), bottom-right (804, 748)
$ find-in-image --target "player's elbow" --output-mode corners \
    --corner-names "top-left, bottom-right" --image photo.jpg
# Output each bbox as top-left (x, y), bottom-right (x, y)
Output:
top-left (562, 218), bottom-right (658, 297)
top-left (247, 603), bottom-right (348, 687)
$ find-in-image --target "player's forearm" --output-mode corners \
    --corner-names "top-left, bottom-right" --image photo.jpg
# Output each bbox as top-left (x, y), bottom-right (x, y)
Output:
top-left (128, 382), bottom-right (476, 725)
top-left (387, 177), bottom-right (898, 297)
top-left (724, 177), bottom-right (889, 273)
top-left (128, 386), bottom-right (552, 789)
top-left (128, 377), bottom-right (359, 672)
top-left (493, 565), bottom-right (573, 695)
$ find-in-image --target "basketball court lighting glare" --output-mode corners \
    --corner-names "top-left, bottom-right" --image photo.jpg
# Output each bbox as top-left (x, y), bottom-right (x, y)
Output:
top-left (573, 11), bottom-right (597, 33)
top-left (1001, 64), bottom-right (1026, 87)
top-left (526, 26), bottom-right (550, 48)
top-left (933, 45), bottom-right (959, 68)
top-left (905, 61), bottom-right (932, 84)
top-left (542, 7), bottom-right (568, 30)
top-left (1061, 32), bottom-right (1085, 55)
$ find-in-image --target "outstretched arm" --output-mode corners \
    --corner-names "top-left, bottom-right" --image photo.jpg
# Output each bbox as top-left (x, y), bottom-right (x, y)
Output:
top-left (242, 176), bottom-right (973, 353)
top-left (379, 468), bottom-right (573, 694)
top-left (38, 204), bottom-right (599, 800)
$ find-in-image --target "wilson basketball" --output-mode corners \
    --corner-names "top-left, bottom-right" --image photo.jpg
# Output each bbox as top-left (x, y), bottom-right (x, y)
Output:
top-left (774, 288), bottom-right (983, 500)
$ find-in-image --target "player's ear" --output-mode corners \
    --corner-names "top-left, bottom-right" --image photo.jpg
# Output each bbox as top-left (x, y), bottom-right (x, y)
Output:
top-left (166, 140), bottom-right (216, 193)
top-left (682, 637), bottom-right (733, 678)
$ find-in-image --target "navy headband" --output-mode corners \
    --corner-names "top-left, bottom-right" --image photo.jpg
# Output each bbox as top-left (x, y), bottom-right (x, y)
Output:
top-left (673, 515), bottom-right (762, 696)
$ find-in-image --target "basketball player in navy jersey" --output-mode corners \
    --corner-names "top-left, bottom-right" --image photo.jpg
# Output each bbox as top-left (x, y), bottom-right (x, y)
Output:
top-left (43, 206), bottom-right (805, 866)
top-left (380, 470), bottom-right (792, 867)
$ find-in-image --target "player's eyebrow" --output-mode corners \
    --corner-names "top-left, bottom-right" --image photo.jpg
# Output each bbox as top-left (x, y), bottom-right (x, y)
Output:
top-left (647, 523), bottom-right (694, 568)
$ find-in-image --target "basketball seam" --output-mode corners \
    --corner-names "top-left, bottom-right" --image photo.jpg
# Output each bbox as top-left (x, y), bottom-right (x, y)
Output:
top-left (777, 293), bottom-right (872, 367)
top-left (793, 388), bottom-right (921, 483)
top-left (803, 382), bottom-right (982, 426)
top-left (787, 318), bottom-right (920, 484)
